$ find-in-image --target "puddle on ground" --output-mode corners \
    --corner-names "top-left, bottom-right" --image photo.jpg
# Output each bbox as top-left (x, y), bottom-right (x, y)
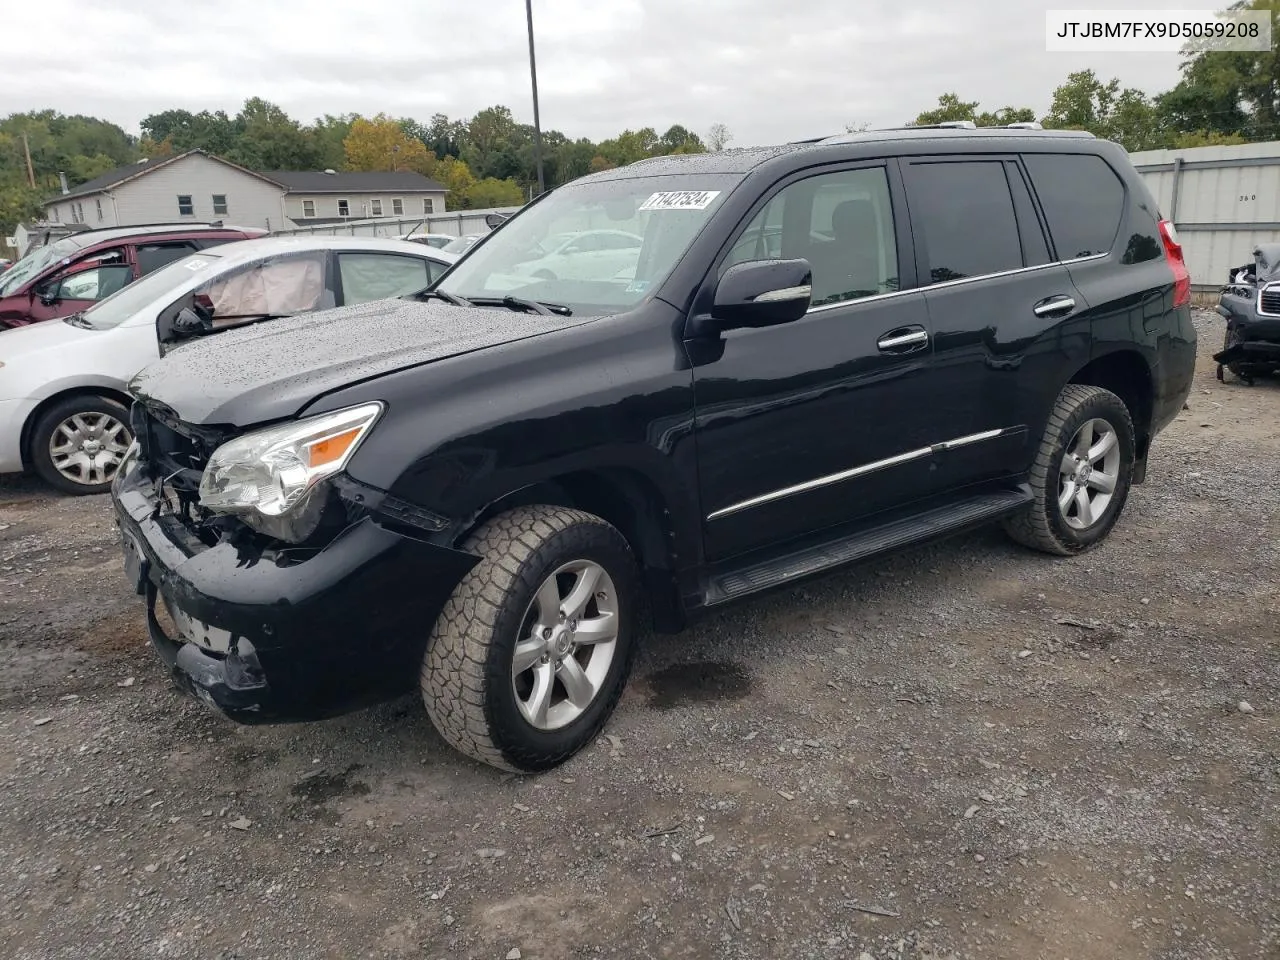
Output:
top-left (645, 661), bottom-right (753, 710)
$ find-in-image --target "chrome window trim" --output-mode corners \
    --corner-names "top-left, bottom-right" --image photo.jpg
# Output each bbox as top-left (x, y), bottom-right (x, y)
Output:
top-left (803, 252), bottom-right (1108, 316)
top-left (756, 284), bottom-right (812, 302)
top-left (706, 427), bottom-right (1018, 521)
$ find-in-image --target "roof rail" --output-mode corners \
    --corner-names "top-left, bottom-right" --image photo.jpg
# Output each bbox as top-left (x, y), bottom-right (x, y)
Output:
top-left (1006, 121), bottom-right (1044, 130)
top-left (935, 120), bottom-right (977, 129)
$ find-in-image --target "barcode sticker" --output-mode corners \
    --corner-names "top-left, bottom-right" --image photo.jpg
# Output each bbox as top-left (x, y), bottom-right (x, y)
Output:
top-left (184, 259), bottom-right (210, 271)
top-left (638, 190), bottom-right (721, 211)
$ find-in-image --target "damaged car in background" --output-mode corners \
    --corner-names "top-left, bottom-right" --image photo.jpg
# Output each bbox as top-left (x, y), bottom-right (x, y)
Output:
top-left (1215, 242), bottom-right (1280, 383)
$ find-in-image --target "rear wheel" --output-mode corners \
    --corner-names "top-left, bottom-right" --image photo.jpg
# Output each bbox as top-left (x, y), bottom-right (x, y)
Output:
top-left (421, 505), bottom-right (640, 772)
top-left (29, 395), bottom-right (133, 496)
top-left (1004, 384), bottom-right (1135, 556)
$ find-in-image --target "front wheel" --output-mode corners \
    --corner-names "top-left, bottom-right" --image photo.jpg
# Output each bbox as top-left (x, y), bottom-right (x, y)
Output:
top-left (421, 505), bottom-right (640, 772)
top-left (29, 395), bottom-right (133, 496)
top-left (1004, 384), bottom-right (1136, 556)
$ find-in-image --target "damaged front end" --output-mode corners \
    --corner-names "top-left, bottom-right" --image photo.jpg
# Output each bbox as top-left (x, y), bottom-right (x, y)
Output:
top-left (112, 400), bottom-right (480, 724)
top-left (1214, 242), bottom-right (1280, 384)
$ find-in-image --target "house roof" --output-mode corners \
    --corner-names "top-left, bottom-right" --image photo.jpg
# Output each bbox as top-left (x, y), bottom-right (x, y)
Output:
top-left (267, 170), bottom-right (448, 193)
top-left (54, 150), bottom-right (285, 202)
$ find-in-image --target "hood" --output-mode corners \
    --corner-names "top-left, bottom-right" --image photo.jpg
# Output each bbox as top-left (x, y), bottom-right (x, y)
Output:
top-left (0, 315), bottom-right (97, 357)
top-left (1256, 244), bottom-right (1280, 283)
top-left (128, 297), bottom-right (599, 425)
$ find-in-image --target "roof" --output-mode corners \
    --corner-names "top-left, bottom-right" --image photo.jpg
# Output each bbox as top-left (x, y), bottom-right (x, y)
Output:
top-left (29, 222), bottom-right (262, 254)
top-left (267, 170), bottom-right (448, 193)
top-left (54, 150), bottom-right (285, 202)
top-left (575, 126), bottom-right (1102, 184)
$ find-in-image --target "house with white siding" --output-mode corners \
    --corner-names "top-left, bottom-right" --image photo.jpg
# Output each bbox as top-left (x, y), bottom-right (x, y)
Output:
top-left (269, 170), bottom-right (448, 226)
top-left (44, 152), bottom-right (451, 233)
top-left (45, 150), bottom-right (288, 231)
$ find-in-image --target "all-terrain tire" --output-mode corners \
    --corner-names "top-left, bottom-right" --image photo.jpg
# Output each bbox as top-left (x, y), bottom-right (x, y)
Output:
top-left (421, 505), bottom-right (640, 772)
top-left (1003, 384), bottom-right (1136, 556)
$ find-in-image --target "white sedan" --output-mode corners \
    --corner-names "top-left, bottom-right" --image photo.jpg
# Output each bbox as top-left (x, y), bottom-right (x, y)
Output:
top-left (0, 235), bottom-right (456, 495)
top-left (511, 229), bottom-right (643, 282)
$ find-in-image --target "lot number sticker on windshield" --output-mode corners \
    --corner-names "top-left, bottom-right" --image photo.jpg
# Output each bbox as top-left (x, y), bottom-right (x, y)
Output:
top-left (639, 190), bottom-right (721, 211)
top-left (184, 258), bottom-right (210, 271)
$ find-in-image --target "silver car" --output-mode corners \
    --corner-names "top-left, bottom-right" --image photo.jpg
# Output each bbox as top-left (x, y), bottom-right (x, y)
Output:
top-left (0, 235), bottom-right (456, 495)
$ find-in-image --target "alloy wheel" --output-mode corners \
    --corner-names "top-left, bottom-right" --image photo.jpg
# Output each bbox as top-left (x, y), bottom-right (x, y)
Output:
top-left (1058, 417), bottom-right (1121, 530)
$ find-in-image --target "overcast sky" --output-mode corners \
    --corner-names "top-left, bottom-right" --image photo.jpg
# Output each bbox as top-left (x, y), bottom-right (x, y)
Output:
top-left (3, 0), bottom-right (1206, 147)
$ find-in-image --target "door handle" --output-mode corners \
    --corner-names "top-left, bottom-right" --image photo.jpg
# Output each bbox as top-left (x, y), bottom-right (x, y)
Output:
top-left (1033, 295), bottom-right (1076, 317)
top-left (877, 328), bottom-right (929, 352)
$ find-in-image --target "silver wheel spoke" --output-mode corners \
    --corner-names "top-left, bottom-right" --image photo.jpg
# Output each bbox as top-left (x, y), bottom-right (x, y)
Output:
top-left (1074, 486), bottom-right (1094, 526)
top-left (1058, 479), bottom-right (1078, 512)
top-left (532, 576), bottom-right (561, 630)
top-left (521, 662), bottom-right (555, 727)
top-left (556, 656), bottom-right (596, 709)
top-left (572, 613), bottom-right (617, 646)
top-left (512, 636), bottom-right (546, 675)
top-left (561, 564), bottom-right (602, 620)
top-left (1086, 471), bottom-right (1115, 494)
top-left (1087, 430), bottom-right (1117, 462)
top-left (1072, 420), bottom-right (1094, 457)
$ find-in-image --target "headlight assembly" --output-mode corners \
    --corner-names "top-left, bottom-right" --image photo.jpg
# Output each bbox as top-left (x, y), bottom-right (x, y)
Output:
top-left (198, 402), bottom-right (383, 520)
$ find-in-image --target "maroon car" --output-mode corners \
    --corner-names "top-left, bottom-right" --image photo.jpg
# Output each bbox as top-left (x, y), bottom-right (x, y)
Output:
top-left (0, 223), bottom-right (267, 329)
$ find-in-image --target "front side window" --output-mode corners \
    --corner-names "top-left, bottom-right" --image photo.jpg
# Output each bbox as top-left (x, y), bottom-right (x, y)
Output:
top-left (904, 161), bottom-right (1023, 283)
top-left (194, 252), bottom-right (328, 325)
top-left (77, 251), bottom-right (225, 330)
top-left (337, 199), bottom-right (350, 217)
top-left (338, 252), bottom-right (432, 305)
top-left (177, 195), bottom-right (194, 217)
top-left (723, 167), bottom-right (899, 306)
top-left (55, 264), bottom-right (132, 302)
top-left (392, 198), bottom-right (404, 216)
top-left (437, 173), bottom-right (739, 316)
top-left (1023, 153), bottom-right (1124, 260)
top-left (212, 194), bottom-right (229, 216)
top-left (302, 199), bottom-right (316, 218)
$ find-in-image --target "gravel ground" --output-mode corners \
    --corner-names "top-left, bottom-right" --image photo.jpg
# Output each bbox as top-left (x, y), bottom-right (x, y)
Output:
top-left (0, 308), bottom-right (1276, 960)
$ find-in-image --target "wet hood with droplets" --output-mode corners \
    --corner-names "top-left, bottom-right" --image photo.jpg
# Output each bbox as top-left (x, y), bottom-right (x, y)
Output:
top-left (128, 297), bottom-right (599, 426)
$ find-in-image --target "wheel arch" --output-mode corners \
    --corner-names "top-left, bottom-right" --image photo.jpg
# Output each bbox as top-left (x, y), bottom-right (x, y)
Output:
top-left (454, 466), bottom-right (687, 633)
top-left (1067, 349), bottom-right (1155, 475)
top-left (20, 385), bottom-right (134, 468)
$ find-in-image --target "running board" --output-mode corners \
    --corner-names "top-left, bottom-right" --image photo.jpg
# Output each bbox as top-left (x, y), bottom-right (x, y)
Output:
top-left (704, 487), bottom-right (1032, 605)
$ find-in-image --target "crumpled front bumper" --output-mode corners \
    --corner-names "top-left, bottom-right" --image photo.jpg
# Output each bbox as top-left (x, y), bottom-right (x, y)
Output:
top-left (112, 460), bottom-right (480, 724)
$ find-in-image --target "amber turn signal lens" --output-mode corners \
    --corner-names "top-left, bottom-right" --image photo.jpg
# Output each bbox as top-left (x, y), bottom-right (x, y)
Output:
top-left (307, 428), bottom-right (362, 469)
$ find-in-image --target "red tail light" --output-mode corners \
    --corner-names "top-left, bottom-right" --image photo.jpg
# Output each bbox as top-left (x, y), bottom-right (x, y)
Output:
top-left (1159, 219), bottom-right (1191, 307)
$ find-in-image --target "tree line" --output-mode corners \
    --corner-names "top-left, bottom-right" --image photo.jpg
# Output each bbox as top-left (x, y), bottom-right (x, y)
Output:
top-left (3, 0), bottom-right (1280, 242)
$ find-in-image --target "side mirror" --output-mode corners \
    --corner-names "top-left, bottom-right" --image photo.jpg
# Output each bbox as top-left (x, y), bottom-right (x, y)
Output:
top-left (34, 281), bottom-right (59, 305)
top-left (484, 213), bottom-right (507, 229)
top-left (172, 305), bottom-right (213, 337)
top-left (711, 259), bottom-right (812, 330)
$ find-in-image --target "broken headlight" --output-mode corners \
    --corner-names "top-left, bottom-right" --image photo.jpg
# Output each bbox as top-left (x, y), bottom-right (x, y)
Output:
top-left (198, 402), bottom-right (383, 540)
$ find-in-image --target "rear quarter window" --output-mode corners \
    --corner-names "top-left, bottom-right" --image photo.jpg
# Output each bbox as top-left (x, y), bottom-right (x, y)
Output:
top-left (1023, 154), bottom-right (1125, 260)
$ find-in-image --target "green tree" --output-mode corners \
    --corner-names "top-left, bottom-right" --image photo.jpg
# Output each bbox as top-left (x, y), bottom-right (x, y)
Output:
top-left (597, 127), bottom-right (659, 166)
top-left (1043, 70), bottom-right (1166, 149)
top-left (342, 114), bottom-right (436, 174)
top-left (464, 177), bottom-right (525, 208)
top-left (706, 123), bottom-right (732, 151)
top-left (311, 113), bottom-right (356, 169)
top-left (911, 94), bottom-right (1036, 127)
top-left (227, 98), bottom-right (322, 170)
top-left (656, 124), bottom-right (705, 153)
top-left (432, 155), bottom-right (477, 203)
top-left (463, 106), bottom-right (518, 180)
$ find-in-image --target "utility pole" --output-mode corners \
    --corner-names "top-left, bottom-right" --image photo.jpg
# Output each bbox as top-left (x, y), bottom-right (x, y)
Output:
top-left (525, 0), bottom-right (545, 196)
top-left (21, 132), bottom-right (36, 188)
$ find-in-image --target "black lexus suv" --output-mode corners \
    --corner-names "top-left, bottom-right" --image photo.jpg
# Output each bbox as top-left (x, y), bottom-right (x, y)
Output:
top-left (112, 125), bottom-right (1197, 772)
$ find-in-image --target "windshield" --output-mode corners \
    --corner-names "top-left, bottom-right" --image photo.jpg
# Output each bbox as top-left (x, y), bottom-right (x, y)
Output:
top-left (74, 251), bottom-right (223, 330)
top-left (437, 172), bottom-right (740, 316)
top-left (0, 237), bottom-right (86, 296)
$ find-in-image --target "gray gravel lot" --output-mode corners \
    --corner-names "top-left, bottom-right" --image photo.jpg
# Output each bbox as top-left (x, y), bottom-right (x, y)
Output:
top-left (0, 308), bottom-right (1276, 960)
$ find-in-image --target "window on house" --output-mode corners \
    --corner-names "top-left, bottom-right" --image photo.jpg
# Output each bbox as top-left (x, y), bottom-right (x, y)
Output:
top-left (370, 198), bottom-right (383, 216)
top-left (337, 199), bottom-right (350, 217)
top-left (302, 199), bottom-right (316, 218)
top-left (212, 194), bottom-right (228, 216)
top-left (177, 195), bottom-right (194, 217)
top-left (423, 198), bottom-right (434, 214)
top-left (95, 199), bottom-right (103, 222)
top-left (392, 198), bottom-right (404, 216)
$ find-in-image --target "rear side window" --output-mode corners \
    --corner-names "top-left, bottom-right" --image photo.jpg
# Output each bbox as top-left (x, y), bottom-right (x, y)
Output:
top-left (1023, 154), bottom-right (1124, 260)
top-left (904, 161), bottom-right (1023, 283)
top-left (136, 242), bottom-right (199, 275)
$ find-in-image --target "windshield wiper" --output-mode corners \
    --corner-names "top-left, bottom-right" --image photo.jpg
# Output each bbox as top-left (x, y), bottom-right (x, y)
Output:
top-left (418, 288), bottom-right (474, 308)
top-left (469, 295), bottom-right (572, 316)
top-left (62, 311), bottom-right (92, 329)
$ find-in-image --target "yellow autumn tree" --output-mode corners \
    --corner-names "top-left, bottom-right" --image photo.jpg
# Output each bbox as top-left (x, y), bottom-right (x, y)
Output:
top-left (342, 114), bottom-right (436, 174)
